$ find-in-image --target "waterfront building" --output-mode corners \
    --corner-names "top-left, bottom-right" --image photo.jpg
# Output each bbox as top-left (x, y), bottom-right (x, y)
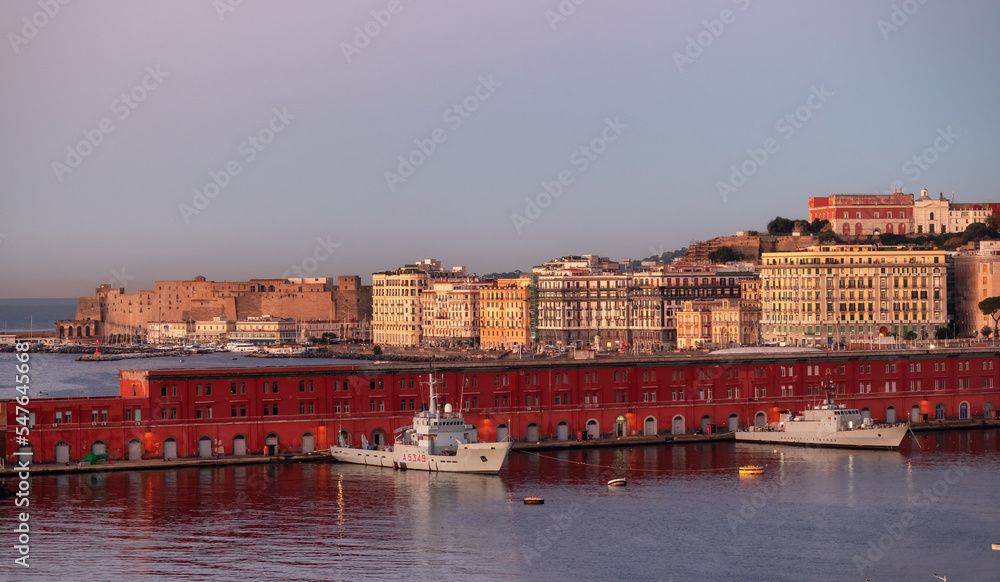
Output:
top-left (760, 245), bottom-right (948, 347)
top-left (7, 348), bottom-right (999, 464)
top-left (191, 316), bottom-right (235, 344)
top-left (808, 192), bottom-right (914, 237)
top-left (676, 300), bottom-right (714, 349)
top-left (146, 321), bottom-right (194, 344)
top-left (71, 275), bottom-right (371, 340)
top-left (230, 316), bottom-right (297, 344)
top-left (954, 240), bottom-right (1000, 337)
top-left (419, 279), bottom-right (490, 348)
top-left (710, 298), bottom-right (761, 347)
top-left (55, 318), bottom-right (101, 342)
top-left (372, 259), bottom-right (466, 347)
top-left (479, 277), bottom-right (533, 350)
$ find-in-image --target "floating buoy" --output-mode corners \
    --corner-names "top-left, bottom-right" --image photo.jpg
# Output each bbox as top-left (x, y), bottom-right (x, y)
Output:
top-left (739, 465), bottom-right (764, 476)
top-left (607, 478), bottom-right (627, 487)
top-left (523, 496), bottom-right (544, 505)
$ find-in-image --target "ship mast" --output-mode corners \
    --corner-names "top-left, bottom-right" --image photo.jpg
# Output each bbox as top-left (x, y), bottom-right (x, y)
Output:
top-left (821, 369), bottom-right (836, 407)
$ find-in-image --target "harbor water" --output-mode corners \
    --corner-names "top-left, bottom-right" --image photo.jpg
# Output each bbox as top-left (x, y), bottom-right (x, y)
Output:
top-left (5, 430), bottom-right (1000, 581)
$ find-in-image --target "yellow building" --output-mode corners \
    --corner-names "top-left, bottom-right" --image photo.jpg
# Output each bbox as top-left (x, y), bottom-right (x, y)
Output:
top-left (761, 245), bottom-right (948, 347)
top-left (480, 278), bottom-right (532, 350)
top-left (710, 298), bottom-right (760, 347)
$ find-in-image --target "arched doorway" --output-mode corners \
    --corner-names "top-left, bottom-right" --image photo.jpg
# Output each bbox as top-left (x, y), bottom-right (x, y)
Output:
top-left (198, 436), bottom-right (212, 458)
top-left (91, 440), bottom-right (107, 456)
top-left (59, 325), bottom-right (65, 338)
top-left (586, 419), bottom-right (599, 439)
top-left (526, 423), bottom-right (539, 442)
top-left (85, 325), bottom-right (90, 337)
top-left (886, 406), bottom-right (896, 424)
top-left (728, 414), bottom-right (739, 432)
top-left (233, 434), bottom-right (248, 455)
top-left (700, 415), bottom-right (712, 433)
top-left (76, 325), bottom-right (82, 337)
top-left (959, 402), bottom-right (969, 420)
top-left (55, 441), bottom-right (71, 464)
top-left (842, 223), bottom-right (850, 236)
top-left (935, 403), bottom-right (945, 420)
top-left (985, 401), bottom-right (995, 419)
top-left (338, 430), bottom-right (351, 447)
top-left (855, 223), bottom-right (862, 236)
top-left (301, 432), bottom-right (315, 453)
top-left (265, 433), bottom-right (279, 455)
top-left (614, 414), bottom-right (627, 437)
top-left (860, 408), bottom-right (871, 421)
top-left (644, 416), bottom-right (657, 436)
top-left (911, 405), bottom-right (921, 422)
top-left (496, 424), bottom-right (509, 442)
top-left (898, 223), bottom-right (905, 234)
top-left (557, 421), bottom-right (569, 441)
top-left (371, 428), bottom-right (387, 448)
top-left (127, 438), bottom-right (142, 460)
top-left (163, 437), bottom-right (177, 459)
top-left (754, 412), bottom-right (766, 428)
top-left (672, 415), bottom-right (685, 434)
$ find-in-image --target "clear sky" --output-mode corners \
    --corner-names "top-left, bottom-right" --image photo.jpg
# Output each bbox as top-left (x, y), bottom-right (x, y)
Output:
top-left (2, 1), bottom-right (998, 298)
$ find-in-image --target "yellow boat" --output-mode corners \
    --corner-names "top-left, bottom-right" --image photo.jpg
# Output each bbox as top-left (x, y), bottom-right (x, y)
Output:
top-left (739, 465), bottom-right (764, 476)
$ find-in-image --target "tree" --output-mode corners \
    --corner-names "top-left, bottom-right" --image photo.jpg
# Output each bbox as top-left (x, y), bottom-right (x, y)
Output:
top-left (962, 222), bottom-right (994, 244)
top-left (903, 330), bottom-right (917, 341)
top-left (935, 326), bottom-right (955, 340)
top-left (986, 212), bottom-right (999, 235)
top-left (708, 246), bottom-right (738, 263)
top-left (979, 296), bottom-right (1000, 338)
top-left (372, 344), bottom-right (382, 356)
top-left (767, 216), bottom-right (794, 235)
top-left (982, 326), bottom-right (993, 339)
top-left (809, 218), bottom-right (829, 233)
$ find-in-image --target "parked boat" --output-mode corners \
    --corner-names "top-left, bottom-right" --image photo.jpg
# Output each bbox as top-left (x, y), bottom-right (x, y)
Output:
top-left (329, 372), bottom-right (512, 474)
top-left (739, 466), bottom-right (764, 476)
top-left (735, 380), bottom-right (907, 450)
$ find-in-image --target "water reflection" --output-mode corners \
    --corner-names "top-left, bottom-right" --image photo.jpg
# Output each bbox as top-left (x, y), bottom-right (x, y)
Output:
top-left (11, 429), bottom-right (1000, 581)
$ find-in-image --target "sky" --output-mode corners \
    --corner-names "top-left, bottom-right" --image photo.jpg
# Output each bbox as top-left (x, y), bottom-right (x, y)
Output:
top-left (2, 0), bottom-right (999, 298)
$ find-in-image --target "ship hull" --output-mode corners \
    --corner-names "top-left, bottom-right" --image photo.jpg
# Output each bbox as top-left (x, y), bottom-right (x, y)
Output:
top-left (735, 424), bottom-right (909, 449)
top-left (329, 441), bottom-right (512, 474)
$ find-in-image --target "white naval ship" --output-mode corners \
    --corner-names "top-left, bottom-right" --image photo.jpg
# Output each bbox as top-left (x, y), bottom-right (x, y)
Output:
top-left (736, 380), bottom-right (908, 450)
top-left (329, 373), bottom-right (512, 474)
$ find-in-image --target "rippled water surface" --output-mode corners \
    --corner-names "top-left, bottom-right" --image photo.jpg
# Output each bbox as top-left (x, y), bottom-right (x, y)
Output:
top-left (5, 430), bottom-right (1000, 581)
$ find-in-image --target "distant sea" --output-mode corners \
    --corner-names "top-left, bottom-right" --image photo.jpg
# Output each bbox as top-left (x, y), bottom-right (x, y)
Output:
top-left (0, 297), bottom-right (78, 332)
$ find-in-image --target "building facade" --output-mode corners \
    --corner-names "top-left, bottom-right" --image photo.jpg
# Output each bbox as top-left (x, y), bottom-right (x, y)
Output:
top-left (808, 192), bottom-right (914, 237)
top-left (419, 279), bottom-right (488, 348)
top-left (760, 245), bottom-right (948, 346)
top-left (480, 278), bottom-right (533, 350)
top-left (372, 260), bottom-right (467, 347)
top-left (954, 240), bottom-right (1000, 337)
top-left (230, 317), bottom-right (297, 344)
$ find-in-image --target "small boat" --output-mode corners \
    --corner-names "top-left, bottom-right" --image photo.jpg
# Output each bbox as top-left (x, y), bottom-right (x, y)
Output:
top-left (523, 496), bottom-right (544, 505)
top-left (607, 478), bottom-right (627, 487)
top-left (739, 465), bottom-right (764, 476)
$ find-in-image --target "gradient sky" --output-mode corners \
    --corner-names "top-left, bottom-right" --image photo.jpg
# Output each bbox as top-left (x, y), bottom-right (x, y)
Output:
top-left (2, 1), bottom-right (999, 298)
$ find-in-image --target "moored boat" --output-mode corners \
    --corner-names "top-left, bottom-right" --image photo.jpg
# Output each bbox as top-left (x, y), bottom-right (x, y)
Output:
top-left (329, 372), bottom-right (512, 474)
top-left (735, 376), bottom-right (908, 450)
